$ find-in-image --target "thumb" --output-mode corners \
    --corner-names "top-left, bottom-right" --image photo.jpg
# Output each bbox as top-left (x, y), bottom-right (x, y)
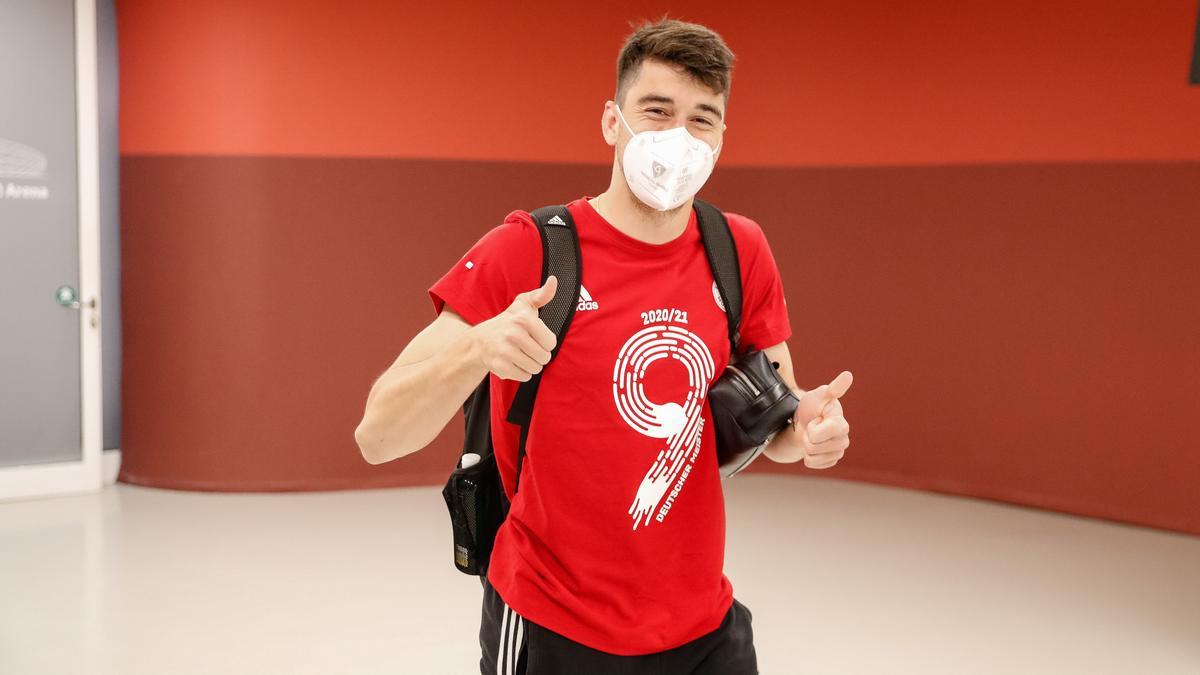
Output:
top-left (826, 370), bottom-right (853, 399)
top-left (795, 370), bottom-right (853, 424)
top-left (520, 275), bottom-right (558, 310)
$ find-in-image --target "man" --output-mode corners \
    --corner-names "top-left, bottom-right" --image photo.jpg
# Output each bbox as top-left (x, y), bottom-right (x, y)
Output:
top-left (355, 18), bottom-right (852, 675)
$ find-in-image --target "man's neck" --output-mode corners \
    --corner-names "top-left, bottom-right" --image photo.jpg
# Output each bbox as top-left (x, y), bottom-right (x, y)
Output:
top-left (588, 174), bottom-right (691, 245)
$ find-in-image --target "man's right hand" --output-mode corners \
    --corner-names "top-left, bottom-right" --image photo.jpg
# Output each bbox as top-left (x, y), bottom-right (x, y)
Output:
top-left (470, 275), bottom-right (559, 382)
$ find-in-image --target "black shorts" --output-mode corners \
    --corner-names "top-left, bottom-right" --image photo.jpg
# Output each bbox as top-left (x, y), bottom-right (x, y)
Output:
top-left (479, 575), bottom-right (758, 675)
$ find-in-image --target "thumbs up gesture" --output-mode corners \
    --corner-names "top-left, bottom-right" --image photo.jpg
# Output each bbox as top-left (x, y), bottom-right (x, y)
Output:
top-left (472, 276), bottom-right (560, 382)
top-left (790, 371), bottom-right (853, 470)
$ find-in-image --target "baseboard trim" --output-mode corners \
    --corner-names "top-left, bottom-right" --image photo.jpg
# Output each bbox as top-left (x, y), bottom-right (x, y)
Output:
top-left (102, 448), bottom-right (120, 485)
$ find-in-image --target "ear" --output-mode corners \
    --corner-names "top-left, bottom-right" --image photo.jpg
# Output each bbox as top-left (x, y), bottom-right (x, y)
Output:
top-left (601, 101), bottom-right (619, 147)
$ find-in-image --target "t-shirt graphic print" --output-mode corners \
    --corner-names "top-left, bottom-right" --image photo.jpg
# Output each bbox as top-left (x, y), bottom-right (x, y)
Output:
top-left (614, 319), bottom-right (714, 530)
top-left (428, 196), bottom-right (791, 656)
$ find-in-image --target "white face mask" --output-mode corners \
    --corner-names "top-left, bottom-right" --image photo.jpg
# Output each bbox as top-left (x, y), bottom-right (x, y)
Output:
top-left (615, 104), bottom-right (722, 212)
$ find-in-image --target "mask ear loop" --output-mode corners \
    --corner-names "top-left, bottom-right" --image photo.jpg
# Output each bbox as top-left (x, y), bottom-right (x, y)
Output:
top-left (712, 122), bottom-right (727, 158)
top-left (614, 104), bottom-right (638, 137)
top-left (692, 117), bottom-right (724, 157)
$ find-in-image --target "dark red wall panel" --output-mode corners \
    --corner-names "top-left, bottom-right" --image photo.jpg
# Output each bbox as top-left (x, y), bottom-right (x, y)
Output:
top-left (119, 156), bottom-right (1200, 534)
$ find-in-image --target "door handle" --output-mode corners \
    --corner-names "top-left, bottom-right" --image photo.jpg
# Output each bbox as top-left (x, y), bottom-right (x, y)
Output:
top-left (55, 285), bottom-right (99, 328)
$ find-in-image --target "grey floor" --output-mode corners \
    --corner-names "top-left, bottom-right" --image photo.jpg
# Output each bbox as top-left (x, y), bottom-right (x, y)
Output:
top-left (1, 474), bottom-right (1198, 674)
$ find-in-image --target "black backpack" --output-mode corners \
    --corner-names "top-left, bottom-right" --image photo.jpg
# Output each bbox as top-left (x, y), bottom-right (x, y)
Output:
top-left (442, 198), bottom-right (749, 576)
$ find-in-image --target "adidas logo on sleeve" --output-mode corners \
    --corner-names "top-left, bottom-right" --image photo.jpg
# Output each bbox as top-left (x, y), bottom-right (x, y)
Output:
top-left (576, 285), bottom-right (599, 311)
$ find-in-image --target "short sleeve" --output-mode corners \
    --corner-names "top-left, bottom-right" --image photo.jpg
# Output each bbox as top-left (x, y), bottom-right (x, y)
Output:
top-left (726, 213), bottom-right (792, 350)
top-left (428, 211), bottom-right (542, 326)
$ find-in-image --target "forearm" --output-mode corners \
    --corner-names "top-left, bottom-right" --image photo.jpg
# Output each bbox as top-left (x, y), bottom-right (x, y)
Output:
top-left (763, 387), bottom-right (806, 463)
top-left (355, 328), bottom-right (490, 464)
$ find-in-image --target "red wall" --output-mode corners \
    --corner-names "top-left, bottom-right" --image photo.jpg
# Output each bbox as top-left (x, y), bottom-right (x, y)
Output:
top-left (116, 1), bottom-right (1200, 535)
top-left (118, 0), bottom-right (1200, 164)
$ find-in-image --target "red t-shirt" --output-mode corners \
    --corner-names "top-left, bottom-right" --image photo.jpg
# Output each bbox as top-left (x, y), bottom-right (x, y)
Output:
top-left (428, 196), bottom-right (791, 655)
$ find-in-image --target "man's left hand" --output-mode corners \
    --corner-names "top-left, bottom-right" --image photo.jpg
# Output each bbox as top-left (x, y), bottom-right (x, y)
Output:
top-left (783, 371), bottom-right (853, 469)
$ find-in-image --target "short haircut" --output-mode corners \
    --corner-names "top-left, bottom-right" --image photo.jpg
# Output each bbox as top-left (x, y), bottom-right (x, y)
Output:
top-left (615, 17), bottom-right (736, 107)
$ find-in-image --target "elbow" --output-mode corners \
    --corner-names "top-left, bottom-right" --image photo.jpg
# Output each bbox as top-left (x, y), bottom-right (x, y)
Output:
top-left (354, 423), bottom-right (382, 464)
top-left (355, 414), bottom-right (435, 464)
top-left (355, 420), bottom-right (411, 465)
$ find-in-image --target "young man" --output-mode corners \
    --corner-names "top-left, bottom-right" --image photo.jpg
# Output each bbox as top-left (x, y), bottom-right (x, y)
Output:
top-left (355, 18), bottom-right (853, 675)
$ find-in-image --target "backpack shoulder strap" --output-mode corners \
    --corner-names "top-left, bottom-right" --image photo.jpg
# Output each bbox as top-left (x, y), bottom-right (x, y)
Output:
top-left (526, 205), bottom-right (582, 363)
top-left (503, 205), bottom-right (581, 493)
top-left (693, 197), bottom-right (744, 351)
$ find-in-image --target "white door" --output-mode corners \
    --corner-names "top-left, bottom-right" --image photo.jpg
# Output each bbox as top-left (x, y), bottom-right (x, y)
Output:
top-left (0, 0), bottom-right (102, 501)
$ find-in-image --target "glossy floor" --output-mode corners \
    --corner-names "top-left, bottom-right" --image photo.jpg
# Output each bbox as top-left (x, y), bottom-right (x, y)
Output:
top-left (1, 474), bottom-right (1197, 674)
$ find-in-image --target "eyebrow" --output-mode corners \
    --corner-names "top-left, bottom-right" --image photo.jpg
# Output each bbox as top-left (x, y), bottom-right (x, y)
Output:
top-left (634, 94), bottom-right (724, 121)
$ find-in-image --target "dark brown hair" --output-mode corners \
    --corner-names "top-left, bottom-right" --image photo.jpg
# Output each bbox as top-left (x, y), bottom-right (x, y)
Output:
top-left (615, 17), bottom-right (736, 106)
